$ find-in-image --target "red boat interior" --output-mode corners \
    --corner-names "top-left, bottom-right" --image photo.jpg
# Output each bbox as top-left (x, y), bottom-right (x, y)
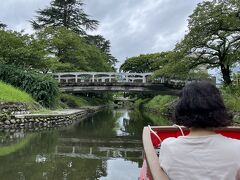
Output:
top-left (150, 126), bottom-right (240, 148)
top-left (141, 126), bottom-right (240, 180)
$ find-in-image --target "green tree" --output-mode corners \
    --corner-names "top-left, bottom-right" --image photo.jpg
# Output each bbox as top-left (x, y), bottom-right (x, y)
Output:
top-left (38, 27), bottom-right (112, 72)
top-left (0, 21), bottom-right (6, 29)
top-left (0, 30), bottom-right (50, 71)
top-left (120, 52), bottom-right (170, 73)
top-left (31, 0), bottom-right (98, 35)
top-left (176, 0), bottom-right (240, 85)
top-left (86, 35), bottom-right (118, 69)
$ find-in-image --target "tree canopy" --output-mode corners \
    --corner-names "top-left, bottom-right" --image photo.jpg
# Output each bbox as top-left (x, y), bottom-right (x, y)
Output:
top-left (86, 35), bottom-right (118, 68)
top-left (31, 0), bottom-right (117, 70)
top-left (0, 21), bottom-right (6, 29)
top-left (175, 0), bottom-right (240, 84)
top-left (0, 30), bottom-right (50, 70)
top-left (120, 52), bottom-right (170, 73)
top-left (38, 27), bottom-right (113, 72)
top-left (31, 0), bottom-right (98, 35)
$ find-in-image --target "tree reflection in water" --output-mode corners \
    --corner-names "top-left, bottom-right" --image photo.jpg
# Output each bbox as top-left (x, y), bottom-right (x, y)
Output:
top-left (0, 109), bottom-right (169, 179)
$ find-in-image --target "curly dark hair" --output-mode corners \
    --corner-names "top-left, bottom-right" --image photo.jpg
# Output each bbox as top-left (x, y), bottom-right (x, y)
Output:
top-left (173, 81), bottom-right (232, 128)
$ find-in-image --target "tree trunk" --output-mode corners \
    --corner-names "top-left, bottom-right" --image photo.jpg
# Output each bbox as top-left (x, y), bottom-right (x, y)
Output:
top-left (220, 63), bottom-right (232, 85)
top-left (63, 2), bottom-right (68, 27)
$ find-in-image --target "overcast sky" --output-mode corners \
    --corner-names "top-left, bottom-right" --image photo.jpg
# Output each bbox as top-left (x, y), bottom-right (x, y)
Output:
top-left (0, 0), bottom-right (203, 68)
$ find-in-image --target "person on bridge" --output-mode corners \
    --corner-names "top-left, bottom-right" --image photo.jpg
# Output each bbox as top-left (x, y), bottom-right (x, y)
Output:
top-left (159, 80), bottom-right (240, 180)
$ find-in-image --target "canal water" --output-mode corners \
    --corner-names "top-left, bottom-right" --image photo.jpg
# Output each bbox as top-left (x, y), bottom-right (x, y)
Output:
top-left (0, 109), bottom-right (168, 180)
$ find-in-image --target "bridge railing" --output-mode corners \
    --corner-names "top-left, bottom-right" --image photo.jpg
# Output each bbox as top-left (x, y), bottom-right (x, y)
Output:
top-left (52, 72), bottom-right (216, 88)
top-left (52, 72), bottom-right (153, 84)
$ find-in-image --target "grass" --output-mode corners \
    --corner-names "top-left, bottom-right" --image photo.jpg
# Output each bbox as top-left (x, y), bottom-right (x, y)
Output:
top-left (0, 81), bottom-right (35, 103)
top-left (60, 94), bottom-right (96, 108)
top-left (144, 95), bottom-right (177, 113)
top-left (60, 93), bottom-right (112, 108)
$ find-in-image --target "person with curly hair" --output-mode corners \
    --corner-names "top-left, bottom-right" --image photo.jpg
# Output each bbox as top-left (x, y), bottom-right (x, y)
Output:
top-left (159, 81), bottom-right (240, 180)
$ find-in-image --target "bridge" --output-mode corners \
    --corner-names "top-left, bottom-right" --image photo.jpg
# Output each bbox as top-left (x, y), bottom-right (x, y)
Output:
top-left (52, 72), bottom-right (192, 94)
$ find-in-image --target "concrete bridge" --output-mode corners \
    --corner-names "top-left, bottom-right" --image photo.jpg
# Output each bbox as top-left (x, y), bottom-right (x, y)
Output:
top-left (52, 72), bottom-right (192, 94)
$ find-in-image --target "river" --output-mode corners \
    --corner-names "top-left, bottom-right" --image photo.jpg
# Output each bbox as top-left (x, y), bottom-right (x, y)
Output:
top-left (0, 109), bottom-right (169, 180)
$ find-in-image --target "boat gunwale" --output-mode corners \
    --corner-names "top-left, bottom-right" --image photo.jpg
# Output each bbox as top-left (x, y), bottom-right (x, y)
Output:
top-left (142, 126), bottom-right (169, 180)
top-left (147, 126), bottom-right (240, 132)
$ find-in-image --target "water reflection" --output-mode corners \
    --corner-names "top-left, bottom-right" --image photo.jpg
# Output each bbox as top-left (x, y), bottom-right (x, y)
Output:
top-left (0, 109), bottom-right (166, 180)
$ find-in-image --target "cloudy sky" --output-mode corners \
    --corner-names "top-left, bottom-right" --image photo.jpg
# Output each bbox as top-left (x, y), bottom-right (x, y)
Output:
top-left (0, 0), bottom-right (203, 68)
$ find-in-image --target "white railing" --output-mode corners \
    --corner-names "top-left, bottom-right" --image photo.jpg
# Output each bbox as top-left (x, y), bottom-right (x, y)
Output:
top-left (52, 72), bottom-right (216, 87)
top-left (52, 72), bottom-right (153, 83)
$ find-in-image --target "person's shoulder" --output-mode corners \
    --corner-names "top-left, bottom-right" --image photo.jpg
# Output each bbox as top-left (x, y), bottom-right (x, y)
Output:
top-left (218, 135), bottom-right (240, 145)
top-left (161, 137), bottom-right (181, 147)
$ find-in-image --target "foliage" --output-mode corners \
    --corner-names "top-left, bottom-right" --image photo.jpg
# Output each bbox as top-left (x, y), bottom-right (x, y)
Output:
top-left (0, 30), bottom-right (51, 71)
top-left (60, 93), bottom-right (112, 108)
top-left (0, 81), bottom-right (35, 103)
top-left (152, 51), bottom-right (211, 79)
top-left (221, 85), bottom-right (240, 112)
top-left (0, 21), bottom-right (6, 29)
top-left (0, 65), bottom-right (59, 108)
top-left (144, 95), bottom-right (177, 114)
top-left (86, 35), bottom-right (118, 69)
top-left (176, 0), bottom-right (240, 85)
top-left (31, 0), bottom-right (98, 35)
top-left (60, 94), bottom-right (90, 108)
top-left (120, 52), bottom-right (170, 73)
top-left (38, 27), bottom-right (113, 72)
top-left (134, 98), bottom-right (150, 109)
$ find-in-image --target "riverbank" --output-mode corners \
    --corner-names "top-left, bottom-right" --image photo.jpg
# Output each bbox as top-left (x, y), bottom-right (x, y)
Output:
top-left (0, 105), bottom-right (103, 131)
top-left (137, 94), bottom-right (240, 125)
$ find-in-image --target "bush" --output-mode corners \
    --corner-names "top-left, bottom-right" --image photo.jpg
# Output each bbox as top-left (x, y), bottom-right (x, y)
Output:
top-left (221, 86), bottom-right (240, 112)
top-left (0, 65), bottom-right (59, 108)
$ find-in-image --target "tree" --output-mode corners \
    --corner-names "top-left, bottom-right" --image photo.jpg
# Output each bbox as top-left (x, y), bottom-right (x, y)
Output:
top-left (86, 35), bottom-right (118, 69)
top-left (0, 30), bottom-right (50, 71)
top-left (31, 0), bottom-right (98, 35)
top-left (0, 21), bottom-right (6, 29)
top-left (120, 52), bottom-right (170, 73)
top-left (38, 27), bottom-right (112, 72)
top-left (176, 0), bottom-right (240, 85)
top-left (153, 51), bottom-right (210, 80)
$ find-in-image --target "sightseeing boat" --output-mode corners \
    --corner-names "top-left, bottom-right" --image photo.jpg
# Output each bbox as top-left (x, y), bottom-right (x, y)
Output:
top-left (140, 126), bottom-right (240, 180)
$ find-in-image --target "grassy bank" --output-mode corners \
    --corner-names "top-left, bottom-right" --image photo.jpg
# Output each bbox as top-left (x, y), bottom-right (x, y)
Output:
top-left (144, 95), bottom-right (177, 114)
top-left (60, 94), bottom-right (111, 108)
top-left (0, 81), bottom-right (35, 103)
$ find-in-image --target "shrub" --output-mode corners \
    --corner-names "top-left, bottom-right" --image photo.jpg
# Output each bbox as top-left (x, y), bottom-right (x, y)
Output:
top-left (0, 65), bottom-right (59, 108)
top-left (221, 86), bottom-right (240, 112)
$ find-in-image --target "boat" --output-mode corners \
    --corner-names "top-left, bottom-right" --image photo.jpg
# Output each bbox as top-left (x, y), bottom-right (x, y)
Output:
top-left (140, 126), bottom-right (240, 180)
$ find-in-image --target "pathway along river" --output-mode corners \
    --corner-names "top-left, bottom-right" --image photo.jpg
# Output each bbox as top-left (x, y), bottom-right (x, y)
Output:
top-left (0, 109), bottom-right (169, 180)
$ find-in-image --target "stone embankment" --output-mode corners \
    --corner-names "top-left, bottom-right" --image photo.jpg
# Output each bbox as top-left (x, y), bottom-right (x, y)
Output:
top-left (0, 102), bottom-right (101, 130)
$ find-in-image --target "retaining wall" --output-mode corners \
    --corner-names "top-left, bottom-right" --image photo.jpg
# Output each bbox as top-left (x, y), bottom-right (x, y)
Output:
top-left (0, 101), bottom-right (101, 130)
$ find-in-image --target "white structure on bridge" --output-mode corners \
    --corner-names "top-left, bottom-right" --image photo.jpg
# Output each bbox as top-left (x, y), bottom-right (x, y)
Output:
top-left (53, 72), bottom-right (153, 83)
